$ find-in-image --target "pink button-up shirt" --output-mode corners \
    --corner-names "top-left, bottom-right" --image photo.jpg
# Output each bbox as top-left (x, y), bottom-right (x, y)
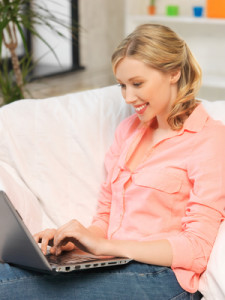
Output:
top-left (92, 103), bottom-right (225, 293)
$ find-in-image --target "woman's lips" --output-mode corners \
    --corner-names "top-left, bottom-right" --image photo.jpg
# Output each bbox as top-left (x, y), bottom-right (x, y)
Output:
top-left (135, 103), bottom-right (149, 114)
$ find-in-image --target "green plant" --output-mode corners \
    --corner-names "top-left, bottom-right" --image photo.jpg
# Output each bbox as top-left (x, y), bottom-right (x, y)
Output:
top-left (0, 52), bottom-right (33, 105)
top-left (150, 0), bottom-right (155, 6)
top-left (0, 58), bottom-right (24, 104)
top-left (0, 0), bottom-right (78, 105)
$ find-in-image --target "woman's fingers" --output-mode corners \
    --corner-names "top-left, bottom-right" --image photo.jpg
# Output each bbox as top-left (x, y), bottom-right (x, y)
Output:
top-left (50, 241), bottom-right (76, 255)
top-left (53, 220), bottom-right (84, 255)
top-left (54, 232), bottom-right (79, 255)
top-left (54, 220), bottom-right (81, 246)
top-left (33, 228), bottom-right (56, 255)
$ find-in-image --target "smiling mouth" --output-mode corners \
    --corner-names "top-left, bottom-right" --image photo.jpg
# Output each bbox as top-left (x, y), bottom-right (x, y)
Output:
top-left (135, 103), bottom-right (149, 114)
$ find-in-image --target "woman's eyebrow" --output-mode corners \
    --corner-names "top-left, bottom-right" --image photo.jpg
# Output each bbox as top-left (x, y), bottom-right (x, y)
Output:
top-left (128, 76), bottom-right (144, 81)
top-left (116, 76), bottom-right (143, 82)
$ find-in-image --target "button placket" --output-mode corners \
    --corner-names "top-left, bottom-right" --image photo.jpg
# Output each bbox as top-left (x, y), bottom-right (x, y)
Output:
top-left (109, 170), bottom-right (132, 239)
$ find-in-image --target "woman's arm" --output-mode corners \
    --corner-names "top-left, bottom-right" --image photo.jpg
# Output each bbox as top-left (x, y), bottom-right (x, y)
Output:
top-left (51, 219), bottom-right (173, 267)
top-left (100, 238), bottom-right (173, 267)
top-left (88, 225), bottom-right (107, 238)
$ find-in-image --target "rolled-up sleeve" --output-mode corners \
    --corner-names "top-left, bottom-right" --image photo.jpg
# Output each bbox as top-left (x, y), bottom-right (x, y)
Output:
top-left (167, 123), bottom-right (225, 290)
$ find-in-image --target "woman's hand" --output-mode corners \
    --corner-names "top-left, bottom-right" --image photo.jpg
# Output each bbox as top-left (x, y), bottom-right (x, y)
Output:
top-left (34, 228), bottom-right (76, 255)
top-left (34, 220), bottom-right (108, 256)
top-left (52, 219), bottom-right (106, 256)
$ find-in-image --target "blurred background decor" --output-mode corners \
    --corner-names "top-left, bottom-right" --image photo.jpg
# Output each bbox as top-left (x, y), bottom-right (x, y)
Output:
top-left (148, 0), bottom-right (156, 15)
top-left (0, 0), bottom-right (79, 105)
top-left (0, 0), bottom-right (224, 104)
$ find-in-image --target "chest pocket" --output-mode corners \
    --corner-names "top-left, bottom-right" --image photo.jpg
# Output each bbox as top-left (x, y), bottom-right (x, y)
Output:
top-left (133, 169), bottom-right (182, 194)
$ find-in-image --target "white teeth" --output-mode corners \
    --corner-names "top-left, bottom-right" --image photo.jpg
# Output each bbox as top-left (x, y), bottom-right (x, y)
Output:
top-left (135, 104), bottom-right (147, 112)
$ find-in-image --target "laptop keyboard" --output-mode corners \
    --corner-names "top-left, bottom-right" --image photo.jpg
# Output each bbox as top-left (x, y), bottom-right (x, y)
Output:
top-left (46, 252), bottom-right (101, 265)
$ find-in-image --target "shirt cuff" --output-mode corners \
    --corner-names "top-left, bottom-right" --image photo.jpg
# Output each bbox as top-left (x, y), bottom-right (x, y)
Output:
top-left (167, 234), bottom-right (194, 270)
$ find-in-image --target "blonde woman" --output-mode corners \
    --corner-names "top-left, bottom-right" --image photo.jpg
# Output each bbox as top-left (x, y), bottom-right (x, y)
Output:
top-left (2, 24), bottom-right (225, 300)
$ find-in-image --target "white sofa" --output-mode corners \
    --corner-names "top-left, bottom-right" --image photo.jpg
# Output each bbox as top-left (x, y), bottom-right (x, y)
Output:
top-left (0, 85), bottom-right (225, 299)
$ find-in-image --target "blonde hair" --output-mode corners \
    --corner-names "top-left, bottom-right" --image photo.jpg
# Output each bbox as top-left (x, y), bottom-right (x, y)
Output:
top-left (111, 24), bottom-right (202, 130)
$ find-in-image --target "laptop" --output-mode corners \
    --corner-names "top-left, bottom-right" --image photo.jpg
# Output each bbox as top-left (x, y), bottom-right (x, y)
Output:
top-left (0, 191), bottom-right (132, 273)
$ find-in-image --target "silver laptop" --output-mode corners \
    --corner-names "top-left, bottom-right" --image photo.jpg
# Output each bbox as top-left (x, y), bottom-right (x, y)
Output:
top-left (0, 191), bottom-right (131, 273)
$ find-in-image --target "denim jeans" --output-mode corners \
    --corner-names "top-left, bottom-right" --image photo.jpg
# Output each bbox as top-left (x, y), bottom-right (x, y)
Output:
top-left (0, 261), bottom-right (202, 300)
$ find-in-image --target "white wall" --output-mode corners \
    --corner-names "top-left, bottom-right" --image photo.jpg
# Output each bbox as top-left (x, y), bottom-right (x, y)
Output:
top-left (79, 0), bottom-right (125, 78)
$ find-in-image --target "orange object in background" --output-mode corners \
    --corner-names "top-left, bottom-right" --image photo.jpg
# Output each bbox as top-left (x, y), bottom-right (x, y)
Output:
top-left (148, 5), bottom-right (156, 15)
top-left (206, 0), bottom-right (225, 18)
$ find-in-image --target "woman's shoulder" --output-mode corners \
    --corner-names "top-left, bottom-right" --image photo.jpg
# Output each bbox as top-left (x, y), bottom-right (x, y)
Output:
top-left (199, 101), bottom-right (225, 135)
top-left (205, 116), bottom-right (225, 139)
top-left (193, 115), bottom-right (225, 157)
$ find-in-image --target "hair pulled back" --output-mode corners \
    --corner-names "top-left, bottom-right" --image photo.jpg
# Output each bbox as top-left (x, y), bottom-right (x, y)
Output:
top-left (111, 24), bottom-right (202, 130)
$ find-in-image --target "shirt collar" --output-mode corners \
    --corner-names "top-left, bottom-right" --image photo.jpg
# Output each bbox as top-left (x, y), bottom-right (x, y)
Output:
top-left (137, 102), bottom-right (209, 134)
top-left (180, 103), bottom-right (209, 133)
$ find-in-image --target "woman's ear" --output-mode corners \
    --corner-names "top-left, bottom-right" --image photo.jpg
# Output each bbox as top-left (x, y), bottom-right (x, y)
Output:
top-left (170, 70), bottom-right (181, 84)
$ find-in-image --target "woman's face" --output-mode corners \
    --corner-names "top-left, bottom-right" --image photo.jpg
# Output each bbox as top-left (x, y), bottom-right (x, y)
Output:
top-left (115, 57), bottom-right (180, 126)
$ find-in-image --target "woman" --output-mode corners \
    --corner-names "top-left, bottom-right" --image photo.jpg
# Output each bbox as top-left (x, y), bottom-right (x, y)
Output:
top-left (1, 24), bottom-right (225, 299)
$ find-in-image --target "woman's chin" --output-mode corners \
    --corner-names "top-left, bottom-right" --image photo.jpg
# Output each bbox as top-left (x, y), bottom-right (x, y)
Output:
top-left (137, 113), bottom-right (154, 124)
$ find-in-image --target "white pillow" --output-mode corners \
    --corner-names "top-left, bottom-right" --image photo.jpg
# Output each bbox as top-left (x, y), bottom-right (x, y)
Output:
top-left (199, 221), bottom-right (225, 299)
top-left (199, 99), bottom-right (225, 299)
top-left (201, 99), bottom-right (225, 124)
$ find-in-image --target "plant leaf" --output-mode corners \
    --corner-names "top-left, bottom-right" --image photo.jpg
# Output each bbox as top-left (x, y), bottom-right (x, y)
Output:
top-left (14, 20), bottom-right (29, 54)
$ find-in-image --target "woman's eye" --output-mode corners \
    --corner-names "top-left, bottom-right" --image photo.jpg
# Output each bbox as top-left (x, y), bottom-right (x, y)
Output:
top-left (133, 82), bottom-right (142, 87)
top-left (118, 83), bottom-right (126, 89)
top-left (117, 82), bottom-right (142, 89)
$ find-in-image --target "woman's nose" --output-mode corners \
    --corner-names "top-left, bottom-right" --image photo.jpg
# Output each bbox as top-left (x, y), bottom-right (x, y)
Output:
top-left (124, 88), bottom-right (137, 104)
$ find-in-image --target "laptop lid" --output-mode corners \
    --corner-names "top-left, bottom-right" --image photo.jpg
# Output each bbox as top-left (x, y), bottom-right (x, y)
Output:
top-left (0, 191), bottom-right (52, 272)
